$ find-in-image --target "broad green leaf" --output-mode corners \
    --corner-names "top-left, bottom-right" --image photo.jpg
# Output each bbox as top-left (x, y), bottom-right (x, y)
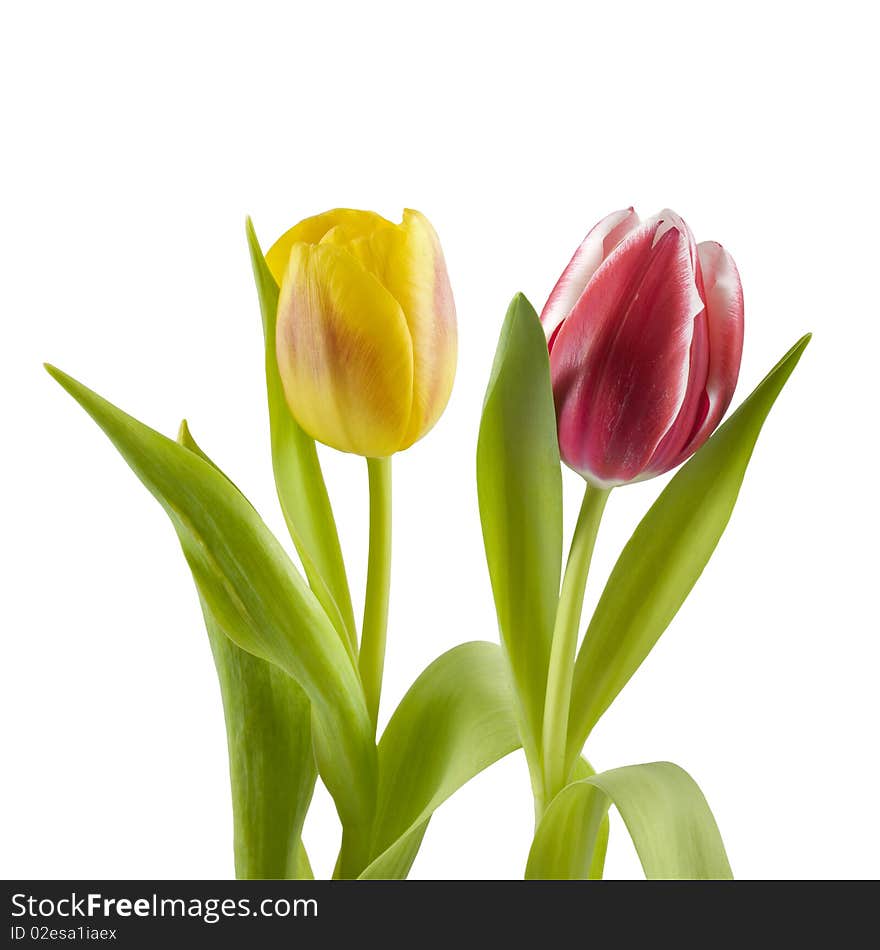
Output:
top-left (567, 335), bottom-right (811, 764)
top-left (359, 642), bottom-right (521, 879)
top-left (197, 593), bottom-right (316, 879)
top-left (477, 293), bottom-right (563, 773)
top-left (522, 757), bottom-right (609, 880)
top-left (357, 822), bottom-right (429, 881)
top-left (246, 219), bottom-right (357, 656)
top-left (588, 805), bottom-right (610, 880)
top-left (527, 761), bottom-right (732, 880)
top-left (178, 421), bottom-right (316, 880)
top-left (573, 757), bottom-right (610, 880)
top-left (47, 366), bottom-right (376, 831)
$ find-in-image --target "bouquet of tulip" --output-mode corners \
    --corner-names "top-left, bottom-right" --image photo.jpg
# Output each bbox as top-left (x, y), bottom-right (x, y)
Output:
top-left (47, 205), bottom-right (808, 880)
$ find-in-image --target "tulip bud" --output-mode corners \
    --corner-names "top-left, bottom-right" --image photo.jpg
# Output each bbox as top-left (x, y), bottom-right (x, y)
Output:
top-left (267, 208), bottom-right (457, 457)
top-left (541, 208), bottom-right (744, 487)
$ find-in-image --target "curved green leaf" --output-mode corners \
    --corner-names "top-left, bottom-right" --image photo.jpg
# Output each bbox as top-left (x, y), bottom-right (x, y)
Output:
top-left (359, 642), bottom-right (521, 879)
top-left (46, 366), bottom-right (376, 830)
top-left (574, 757), bottom-right (610, 880)
top-left (197, 593), bottom-right (316, 879)
top-left (246, 219), bottom-right (357, 656)
top-left (568, 335), bottom-right (811, 764)
top-left (588, 804), bottom-right (610, 880)
top-left (527, 761), bottom-right (732, 880)
top-left (522, 757), bottom-right (609, 880)
top-left (477, 293), bottom-right (562, 778)
top-left (178, 421), bottom-right (316, 879)
top-left (357, 822), bottom-right (429, 881)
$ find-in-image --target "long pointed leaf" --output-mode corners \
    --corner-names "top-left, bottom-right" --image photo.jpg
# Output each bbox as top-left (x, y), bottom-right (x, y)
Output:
top-left (198, 594), bottom-right (316, 878)
top-left (567, 335), bottom-right (811, 764)
top-left (527, 761), bottom-right (732, 880)
top-left (246, 219), bottom-right (357, 655)
top-left (359, 642), bottom-right (520, 879)
top-left (477, 293), bottom-right (563, 773)
top-left (178, 421), bottom-right (316, 879)
top-left (47, 366), bottom-right (376, 830)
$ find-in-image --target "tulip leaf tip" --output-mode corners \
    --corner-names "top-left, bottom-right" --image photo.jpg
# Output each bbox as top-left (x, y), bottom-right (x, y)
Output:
top-left (245, 216), bottom-right (268, 269)
top-left (44, 362), bottom-right (68, 387)
top-left (785, 332), bottom-right (812, 363)
top-left (44, 365), bottom-right (93, 405)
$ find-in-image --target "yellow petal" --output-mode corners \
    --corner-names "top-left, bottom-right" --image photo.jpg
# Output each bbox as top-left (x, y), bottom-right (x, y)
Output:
top-left (265, 209), bottom-right (392, 286)
top-left (358, 209), bottom-right (458, 448)
top-left (276, 242), bottom-right (414, 456)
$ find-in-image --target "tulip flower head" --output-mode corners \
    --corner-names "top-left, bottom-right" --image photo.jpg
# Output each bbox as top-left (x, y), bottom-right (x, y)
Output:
top-left (267, 208), bottom-right (457, 457)
top-left (541, 208), bottom-right (744, 487)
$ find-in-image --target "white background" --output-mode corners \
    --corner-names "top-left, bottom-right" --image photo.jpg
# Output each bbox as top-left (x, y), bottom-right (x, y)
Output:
top-left (2, 1), bottom-right (877, 880)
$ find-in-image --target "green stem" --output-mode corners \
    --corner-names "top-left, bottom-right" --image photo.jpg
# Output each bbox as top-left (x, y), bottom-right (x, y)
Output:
top-left (359, 455), bottom-right (393, 735)
top-left (541, 483), bottom-right (610, 807)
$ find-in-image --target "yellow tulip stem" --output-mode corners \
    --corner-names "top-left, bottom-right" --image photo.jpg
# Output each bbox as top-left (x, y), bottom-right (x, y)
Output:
top-left (359, 455), bottom-right (393, 735)
top-left (541, 483), bottom-right (610, 807)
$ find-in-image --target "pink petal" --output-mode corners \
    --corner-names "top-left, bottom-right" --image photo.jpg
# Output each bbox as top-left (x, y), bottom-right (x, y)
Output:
top-left (669, 241), bottom-right (744, 464)
top-left (643, 306), bottom-right (710, 476)
top-left (551, 221), bottom-right (704, 485)
top-left (642, 221), bottom-right (710, 476)
top-left (540, 208), bottom-right (640, 342)
top-left (642, 208), bottom-right (699, 270)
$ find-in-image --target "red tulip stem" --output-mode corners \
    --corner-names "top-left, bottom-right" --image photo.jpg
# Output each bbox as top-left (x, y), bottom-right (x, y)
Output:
top-left (359, 455), bottom-right (393, 736)
top-left (541, 482), bottom-right (610, 807)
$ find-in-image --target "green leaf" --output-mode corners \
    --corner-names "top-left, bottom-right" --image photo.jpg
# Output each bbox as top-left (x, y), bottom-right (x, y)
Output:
top-left (521, 757), bottom-right (609, 880)
top-left (359, 642), bottom-right (521, 879)
top-left (477, 293), bottom-right (563, 776)
top-left (293, 842), bottom-right (314, 880)
top-left (358, 823), bottom-right (429, 881)
top-left (573, 757), bottom-right (610, 880)
top-left (567, 335), bottom-right (811, 764)
top-left (46, 365), bottom-right (376, 831)
top-left (588, 806), bottom-right (610, 880)
top-left (246, 219), bottom-right (357, 657)
top-left (178, 421), bottom-right (316, 880)
top-left (197, 593), bottom-right (316, 878)
top-left (526, 761), bottom-right (732, 880)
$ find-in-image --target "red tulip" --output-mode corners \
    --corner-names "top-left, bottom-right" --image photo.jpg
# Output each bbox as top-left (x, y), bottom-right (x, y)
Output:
top-left (541, 208), bottom-right (744, 487)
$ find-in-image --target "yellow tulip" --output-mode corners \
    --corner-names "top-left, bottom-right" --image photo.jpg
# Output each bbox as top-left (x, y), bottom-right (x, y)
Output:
top-left (266, 208), bottom-right (457, 457)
